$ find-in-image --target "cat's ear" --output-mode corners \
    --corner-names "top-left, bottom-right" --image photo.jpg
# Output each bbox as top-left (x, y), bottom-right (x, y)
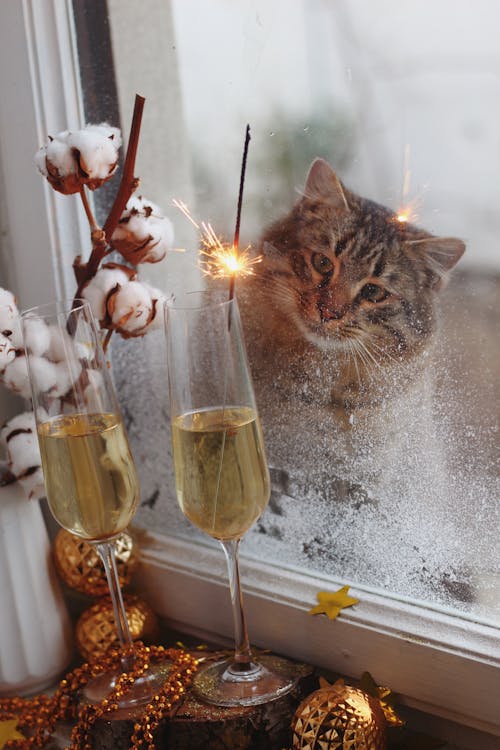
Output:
top-left (406, 236), bottom-right (465, 290)
top-left (303, 158), bottom-right (350, 211)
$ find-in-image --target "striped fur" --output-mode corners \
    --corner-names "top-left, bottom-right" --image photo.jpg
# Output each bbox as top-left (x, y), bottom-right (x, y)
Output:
top-left (240, 159), bottom-right (464, 412)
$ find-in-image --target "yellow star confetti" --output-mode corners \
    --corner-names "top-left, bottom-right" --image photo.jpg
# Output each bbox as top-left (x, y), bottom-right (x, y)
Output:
top-left (308, 586), bottom-right (359, 619)
top-left (0, 718), bottom-right (25, 749)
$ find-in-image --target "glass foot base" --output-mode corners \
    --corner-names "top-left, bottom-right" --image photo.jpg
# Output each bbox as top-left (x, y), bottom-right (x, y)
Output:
top-left (81, 661), bottom-right (172, 720)
top-left (193, 653), bottom-right (302, 707)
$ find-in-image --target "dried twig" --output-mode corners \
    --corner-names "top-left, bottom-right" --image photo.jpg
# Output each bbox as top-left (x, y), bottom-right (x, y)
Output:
top-left (73, 94), bottom-right (146, 298)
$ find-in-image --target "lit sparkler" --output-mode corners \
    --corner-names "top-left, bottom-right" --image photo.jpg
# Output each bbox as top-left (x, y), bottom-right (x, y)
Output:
top-left (173, 126), bottom-right (253, 300)
top-left (172, 198), bottom-right (262, 281)
top-left (394, 144), bottom-right (423, 225)
top-left (199, 241), bottom-right (262, 280)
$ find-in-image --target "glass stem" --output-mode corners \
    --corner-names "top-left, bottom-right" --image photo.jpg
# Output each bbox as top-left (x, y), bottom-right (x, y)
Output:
top-left (220, 538), bottom-right (254, 670)
top-left (96, 541), bottom-right (135, 672)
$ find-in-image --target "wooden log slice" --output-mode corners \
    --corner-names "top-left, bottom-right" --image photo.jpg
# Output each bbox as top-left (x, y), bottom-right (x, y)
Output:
top-left (90, 659), bottom-right (316, 750)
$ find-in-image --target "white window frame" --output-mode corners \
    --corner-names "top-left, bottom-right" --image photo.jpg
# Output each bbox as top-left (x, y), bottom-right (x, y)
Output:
top-left (0, 0), bottom-right (89, 309)
top-left (1, 2), bottom-right (498, 746)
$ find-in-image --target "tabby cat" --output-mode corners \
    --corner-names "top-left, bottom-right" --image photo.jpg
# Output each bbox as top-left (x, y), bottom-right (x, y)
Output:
top-left (238, 159), bottom-right (464, 530)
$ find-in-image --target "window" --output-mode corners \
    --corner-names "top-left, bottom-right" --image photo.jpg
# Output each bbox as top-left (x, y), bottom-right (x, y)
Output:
top-left (1, 1), bottom-right (498, 745)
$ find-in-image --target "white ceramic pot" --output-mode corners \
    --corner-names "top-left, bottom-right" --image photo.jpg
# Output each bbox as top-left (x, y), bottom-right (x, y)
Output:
top-left (0, 477), bottom-right (73, 696)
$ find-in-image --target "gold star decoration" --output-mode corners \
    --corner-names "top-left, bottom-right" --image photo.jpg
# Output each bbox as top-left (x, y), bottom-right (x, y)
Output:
top-left (0, 718), bottom-right (25, 749)
top-left (308, 586), bottom-right (359, 619)
top-left (360, 671), bottom-right (405, 727)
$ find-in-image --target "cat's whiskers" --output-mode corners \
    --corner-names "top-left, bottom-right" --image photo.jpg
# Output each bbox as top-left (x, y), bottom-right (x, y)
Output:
top-left (368, 336), bottom-right (401, 365)
top-left (255, 274), bottom-right (297, 305)
top-left (275, 285), bottom-right (303, 313)
top-left (349, 338), bottom-right (377, 381)
top-left (355, 338), bottom-right (384, 372)
top-left (346, 339), bottom-right (362, 387)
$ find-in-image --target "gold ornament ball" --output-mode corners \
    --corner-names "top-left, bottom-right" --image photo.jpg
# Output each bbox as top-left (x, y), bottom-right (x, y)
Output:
top-left (291, 681), bottom-right (387, 750)
top-left (53, 528), bottom-right (138, 596)
top-left (75, 594), bottom-right (160, 662)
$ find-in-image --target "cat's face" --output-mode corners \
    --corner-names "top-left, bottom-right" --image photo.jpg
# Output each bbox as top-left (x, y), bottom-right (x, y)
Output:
top-left (257, 159), bottom-right (465, 361)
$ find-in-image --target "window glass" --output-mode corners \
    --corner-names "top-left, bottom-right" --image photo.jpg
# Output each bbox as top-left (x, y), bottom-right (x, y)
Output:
top-left (81, 0), bottom-right (499, 625)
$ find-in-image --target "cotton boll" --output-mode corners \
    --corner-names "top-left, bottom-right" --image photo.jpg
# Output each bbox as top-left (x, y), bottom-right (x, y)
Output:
top-left (7, 429), bottom-right (41, 478)
top-left (35, 131), bottom-right (82, 195)
top-left (0, 333), bottom-right (17, 371)
top-left (141, 284), bottom-right (170, 332)
top-left (23, 317), bottom-right (51, 357)
top-left (0, 411), bottom-right (40, 479)
top-left (82, 278), bottom-right (109, 323)
top-left (46, 325), bottom-right (73, 362)
top-left (0, 288), bottom-right (20, 335)
top-left (67, 124), bottom-right (121, 190)
top-left (36, 130), bottom-right (73, 177)
top-left (85, 123), bottom-right (122, 142)
top-left (30, 356), bottom-right (62, 394)
top-left (46, 328), bottom-right (85, 398)
top-left (111, 196), bottom-right (174, 264)
top-left (82, 266), bottom-right (132, 322)
top-left (0, 411), bottom-right (36, 447)
top-left (34, 144), bottom-right (50, 176)
top-left (18, 466), bottom-right (46, 501)
top-left (35, 123), bottom-right (122, 195)
top-left (8, 325), bottom-right (24, 349)
top-left (108, 281), bottom-right (153, 335)
top-left (51, 359), bottom-right (82, 399)
top-left (2, 355), bottom-right (31, 398)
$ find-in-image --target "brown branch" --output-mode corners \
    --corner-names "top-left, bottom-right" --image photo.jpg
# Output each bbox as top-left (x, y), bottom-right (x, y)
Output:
top-left (64, 96), bottom-right (146, 342)
top-left (73, 94), bottom-right (146, 298)
top-left (79, 186), bottom-right (99, 231)
top-left (102, 328), bottom-right (113, 353)
top-left (102, 95), bottom-right (145, 243)
top-left (69, 94), bottom-right (146, 346)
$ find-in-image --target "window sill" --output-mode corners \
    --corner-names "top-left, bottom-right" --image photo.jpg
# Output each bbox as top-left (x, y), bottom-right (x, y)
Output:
top-left (135, 530), bottom-right (500, 747)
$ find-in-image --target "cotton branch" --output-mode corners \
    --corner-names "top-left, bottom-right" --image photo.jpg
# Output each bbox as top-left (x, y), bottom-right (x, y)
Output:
top-left (73, 94), bottom-right (146, 299)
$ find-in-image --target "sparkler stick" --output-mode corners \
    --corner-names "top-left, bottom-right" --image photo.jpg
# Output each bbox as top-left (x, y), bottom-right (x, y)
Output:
top-left (172, 125), bottom-right (260, 292)
top-left (229, 124), bottom-right (251, 302)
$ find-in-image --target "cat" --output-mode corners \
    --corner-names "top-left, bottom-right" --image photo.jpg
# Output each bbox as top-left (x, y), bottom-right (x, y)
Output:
top-left (237, 158), bottom-right (466, 588)
top-left (240, 158), bottom-right (464, 414)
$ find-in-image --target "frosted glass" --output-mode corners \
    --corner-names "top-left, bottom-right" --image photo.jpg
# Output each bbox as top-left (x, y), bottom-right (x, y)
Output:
top-left (101, 0), bottom-right (499, 625)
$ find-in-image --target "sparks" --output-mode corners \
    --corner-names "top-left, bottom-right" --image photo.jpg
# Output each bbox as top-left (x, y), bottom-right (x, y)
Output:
top-left (394, 145), bottom-right (424, 225)
top-left (200, 241), bottom-right (262, 279)
top-left (173, 198), bottom-right (262, 280)
top-left (396, 209), bottom-right (412, 224)
top-left (171, 198), bottom-right (200, 229)
top-left (395, 197), bottom-right (420, 225)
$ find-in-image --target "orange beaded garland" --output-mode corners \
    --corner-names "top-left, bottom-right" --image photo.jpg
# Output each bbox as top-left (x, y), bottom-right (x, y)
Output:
top-left (0, 644), bottom-right (198, 750)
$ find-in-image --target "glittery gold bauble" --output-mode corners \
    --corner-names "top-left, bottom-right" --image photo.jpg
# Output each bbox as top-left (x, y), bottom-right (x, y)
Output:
top-left (291, 681), bottom-right (387, 750)
top-left (75, 594), bottom-right (160, 662)
top-left (53, 529), bottom-right (138, 596)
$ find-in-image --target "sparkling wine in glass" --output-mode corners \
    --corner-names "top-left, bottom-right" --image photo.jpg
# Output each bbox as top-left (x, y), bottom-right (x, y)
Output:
top-left (166, 292), bottom-right (300, 706)
top-left (22, 299), bottom-right (168, 713)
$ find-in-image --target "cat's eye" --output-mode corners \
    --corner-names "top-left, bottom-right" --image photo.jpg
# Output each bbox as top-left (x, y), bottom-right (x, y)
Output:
top-left (359, 283), bottom-right (389, 303)
top-left (311, 252), bottom-right (333, 275)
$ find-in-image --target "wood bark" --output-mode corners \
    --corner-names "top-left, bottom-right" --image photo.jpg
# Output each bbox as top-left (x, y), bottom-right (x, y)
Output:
top-left (90, 664), bottom-right (317, 750)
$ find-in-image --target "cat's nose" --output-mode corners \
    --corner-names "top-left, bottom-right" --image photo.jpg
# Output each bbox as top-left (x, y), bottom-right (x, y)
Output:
top-left (318, 302), bottom-right (348, 321)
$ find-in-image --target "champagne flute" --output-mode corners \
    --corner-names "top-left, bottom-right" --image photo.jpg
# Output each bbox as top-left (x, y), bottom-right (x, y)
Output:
top-left (21, 299), bottom-right (167, 712)
top-left (166, 292), bottom-right (300, 706)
